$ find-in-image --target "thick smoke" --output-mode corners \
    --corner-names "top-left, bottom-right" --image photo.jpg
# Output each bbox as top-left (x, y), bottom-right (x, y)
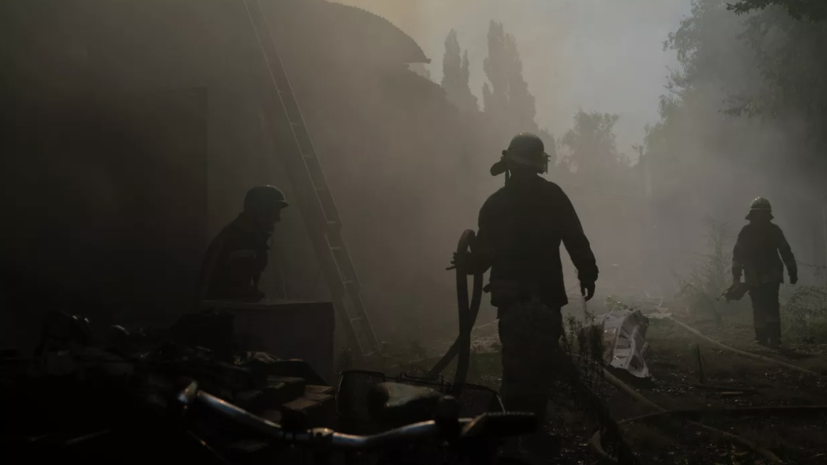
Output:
top-left (334, 0), bottom-right (690, 155)
top-left (2, 0), bottom-right (823, 353)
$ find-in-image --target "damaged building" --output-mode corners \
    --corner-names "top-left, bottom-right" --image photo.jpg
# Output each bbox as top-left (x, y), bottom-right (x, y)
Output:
top-left (0, 0), bottom-right (494, 356)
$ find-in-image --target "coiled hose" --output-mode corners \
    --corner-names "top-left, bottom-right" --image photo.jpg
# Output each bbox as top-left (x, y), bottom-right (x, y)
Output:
top-left (428, 230), bottom-right (484, 395)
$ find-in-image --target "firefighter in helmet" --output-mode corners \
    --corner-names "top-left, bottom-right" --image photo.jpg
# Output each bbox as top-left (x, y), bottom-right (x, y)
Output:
top-left (195, 185), bottom-right (289, 304)
top-left (454, 133), bottom-right (599, 453)
top-left (732, 197), bottom-right (797, 347)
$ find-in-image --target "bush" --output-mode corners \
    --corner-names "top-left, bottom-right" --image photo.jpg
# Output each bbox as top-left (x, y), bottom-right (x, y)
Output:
top-left (781, 285), bottom-right (827, 344)
top-left (674, 219), bottom-right (747, 322)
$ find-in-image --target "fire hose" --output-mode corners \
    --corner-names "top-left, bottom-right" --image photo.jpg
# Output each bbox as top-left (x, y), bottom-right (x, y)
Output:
top-left (427, 230), bottom-right (484, 393)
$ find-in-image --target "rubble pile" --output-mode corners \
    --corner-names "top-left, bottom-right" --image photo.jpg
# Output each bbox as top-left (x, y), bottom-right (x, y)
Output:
top-left (0, 310), bottom-right (335, 465)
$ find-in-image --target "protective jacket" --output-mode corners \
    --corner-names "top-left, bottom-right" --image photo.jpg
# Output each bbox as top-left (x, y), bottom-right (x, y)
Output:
top-left (732, 221), bottom-right (797, 285)
top-left (196, 212), bottom-right (271, 303)
top-left (474, 175), bottom-right (598, 308)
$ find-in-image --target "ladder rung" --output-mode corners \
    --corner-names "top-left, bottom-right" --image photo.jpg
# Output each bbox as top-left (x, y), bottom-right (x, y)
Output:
top-left (329, 246), bottom-right (342, 252)
top-left (350, 317), bottom-right (363, 324)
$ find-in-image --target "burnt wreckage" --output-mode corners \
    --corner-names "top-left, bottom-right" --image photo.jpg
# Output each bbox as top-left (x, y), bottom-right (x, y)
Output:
top-left (1, 307), bottom-right (527, 465)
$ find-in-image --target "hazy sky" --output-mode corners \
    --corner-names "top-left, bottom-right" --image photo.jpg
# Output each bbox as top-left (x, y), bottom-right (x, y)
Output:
top-left (334, 0), bottom-right (691, 159)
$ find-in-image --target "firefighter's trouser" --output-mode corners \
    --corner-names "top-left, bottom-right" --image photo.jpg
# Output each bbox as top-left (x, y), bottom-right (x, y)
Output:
top-left (497, 299), bottom-right (561, 423)
top-left (749, 282), bottom-right (781, 343)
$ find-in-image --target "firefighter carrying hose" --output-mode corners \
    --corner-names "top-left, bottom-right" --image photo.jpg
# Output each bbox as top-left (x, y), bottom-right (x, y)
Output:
top-left (452, 133), bottom-right (599, 456)
top-left (731, 197), bottom-right (797, 348)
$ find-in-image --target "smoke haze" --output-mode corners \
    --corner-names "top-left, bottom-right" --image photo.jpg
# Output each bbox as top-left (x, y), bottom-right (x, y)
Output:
top-left (334, 0), bottom-right (690, 157)
top-left (1, 0), bottom-right (824, 353)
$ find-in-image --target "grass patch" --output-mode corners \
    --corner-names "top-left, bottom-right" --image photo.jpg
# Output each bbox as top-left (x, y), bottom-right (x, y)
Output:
top-left (781, 285), bottom-right (827, 344)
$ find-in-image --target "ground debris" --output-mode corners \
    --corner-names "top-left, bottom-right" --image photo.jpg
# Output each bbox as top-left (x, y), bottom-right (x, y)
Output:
top-left (0, 310), bottom-right (335, 465)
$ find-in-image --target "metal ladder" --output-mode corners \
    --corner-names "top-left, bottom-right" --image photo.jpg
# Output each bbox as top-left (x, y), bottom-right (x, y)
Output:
top-left (242, 0), bottom-right (379, 357)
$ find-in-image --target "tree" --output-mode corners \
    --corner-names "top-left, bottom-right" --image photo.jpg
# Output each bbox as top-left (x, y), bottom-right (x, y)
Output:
top-left (440, 30), bottom-right (478, 113)
top-left (726, 5), bottom-right (827, 178)
top-left (481, 21), bottom-right (539, 135)
top-left (560, 110), bottom-right (627, 174)
top-left (482, 21), bottom-right (510, 121)
top-left (505, 33), bottom-right (537, 133)
top-left (644, 0), bottom-right (827, 185)
top-left (728, 0), bottom-right (826, 21)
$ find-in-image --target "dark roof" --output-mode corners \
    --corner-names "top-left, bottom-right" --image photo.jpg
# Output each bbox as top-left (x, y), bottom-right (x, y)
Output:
top-left (269, 0), bottom-right (429, 65)
top-left (330, 2), bottom-right (429, 63)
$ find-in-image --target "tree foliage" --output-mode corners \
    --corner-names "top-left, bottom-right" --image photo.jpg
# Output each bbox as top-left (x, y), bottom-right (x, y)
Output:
top-left (440, 30), bottom-right (478, 114)
top-left (728, 0), bottom-right (827, 21)
top-left (644, 0), bottom-right (827, 180)
top-left (560, 110), bottom-right (628, 174)
top-left (503, 31), bottom-right (537, 133)
top-left (727, 7), bottom-right (827, 174)
top-left (482, 21), bottom-right (510, 121)
top-left (642, 0), bottom-right (757, 169)
top-left (481, 21), bottom-right (538, 135)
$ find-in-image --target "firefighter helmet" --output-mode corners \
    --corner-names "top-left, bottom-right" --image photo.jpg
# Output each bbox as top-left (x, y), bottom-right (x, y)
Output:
top-left (244, 185), bottom-right (289, 213)
top-left (749, 197), bottom-right (771, 212)
top-left (490, 132), bottom-right (550, 176)
top-left (746, 197), bottom-right (772, 220)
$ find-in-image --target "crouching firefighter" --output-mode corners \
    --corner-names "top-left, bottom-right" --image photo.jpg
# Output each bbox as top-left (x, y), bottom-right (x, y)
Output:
top-left (732, 197), bottom-right (797, 347)
top-left (454, 132), bottom-right (599, 425)
top-left (194, 185), bottom-right (289, 305)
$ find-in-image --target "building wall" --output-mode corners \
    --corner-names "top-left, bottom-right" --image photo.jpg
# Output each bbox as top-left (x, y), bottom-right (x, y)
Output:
top-left (0, 0), bottom-right (447, 349)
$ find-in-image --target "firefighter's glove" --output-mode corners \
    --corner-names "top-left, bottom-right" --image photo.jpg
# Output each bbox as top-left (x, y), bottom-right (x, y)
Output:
top-left (580, 281), bottom-right (596, 302)
top-left (450, 252), bottom-right (485, 275)
top-left (790, 274), bottom-right (798, 285)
